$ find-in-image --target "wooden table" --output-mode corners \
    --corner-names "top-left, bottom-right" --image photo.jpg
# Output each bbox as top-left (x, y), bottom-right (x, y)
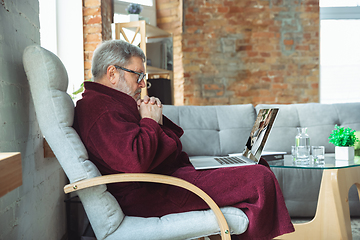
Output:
top-left (270, 154), bottom-right (360, 240)
top-left (0, 152), bottom-right (22, 197)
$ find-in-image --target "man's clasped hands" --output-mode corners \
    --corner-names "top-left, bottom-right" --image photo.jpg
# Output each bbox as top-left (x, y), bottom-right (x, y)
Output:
top-left (137, 96), bottom-right (163, 125)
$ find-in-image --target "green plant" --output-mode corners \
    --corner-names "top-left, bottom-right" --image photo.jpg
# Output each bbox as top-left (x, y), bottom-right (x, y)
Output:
top-left (328, 125), bottom-right (359, 147)
top-left (71, 79), bottom-right (92, 99)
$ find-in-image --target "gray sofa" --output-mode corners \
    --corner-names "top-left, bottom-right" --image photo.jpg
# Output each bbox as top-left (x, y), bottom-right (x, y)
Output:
top-left (163, 102), bottom-right (360, 217)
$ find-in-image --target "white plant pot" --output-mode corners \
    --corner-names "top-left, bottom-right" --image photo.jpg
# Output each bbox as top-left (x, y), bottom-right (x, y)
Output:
top-left (335, 146), bottom-right (354, 160)
top-left (129, 14), bottom-right (139, 22)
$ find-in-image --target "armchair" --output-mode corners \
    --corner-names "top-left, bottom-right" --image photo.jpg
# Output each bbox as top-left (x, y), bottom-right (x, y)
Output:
top-left (22, 45), bottom-right (249, 239)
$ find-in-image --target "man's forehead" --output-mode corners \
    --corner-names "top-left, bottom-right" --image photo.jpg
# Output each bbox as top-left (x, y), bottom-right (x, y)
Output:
top-left (127, 56), bottom-right (145, 71)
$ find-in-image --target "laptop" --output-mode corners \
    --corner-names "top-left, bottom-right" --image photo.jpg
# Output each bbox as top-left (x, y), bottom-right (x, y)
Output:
top-left (189, 108), bottom-right (279, 170)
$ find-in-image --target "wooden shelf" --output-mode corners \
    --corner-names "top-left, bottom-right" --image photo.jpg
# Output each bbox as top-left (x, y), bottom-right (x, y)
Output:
top-left (115, 21), bottom-right (172, 39)
top-left (147, 66), bottom-right (172, 74)
top-left (0, 152), bottom-right (22, 197)
top-left (147, 66), bottom-right (172, 80)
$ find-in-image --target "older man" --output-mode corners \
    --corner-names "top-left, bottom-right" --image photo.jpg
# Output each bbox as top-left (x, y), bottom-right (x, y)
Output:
top-left (73, 40), bottom-right (294, 240)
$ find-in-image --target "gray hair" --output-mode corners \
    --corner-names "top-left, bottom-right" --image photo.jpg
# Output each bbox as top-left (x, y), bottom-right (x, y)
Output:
top-left (91, 40), bottom-right (146, 81)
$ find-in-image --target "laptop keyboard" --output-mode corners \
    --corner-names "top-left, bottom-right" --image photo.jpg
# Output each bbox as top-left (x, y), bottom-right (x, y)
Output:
top-left (214, 156), bottom-right (247, 165)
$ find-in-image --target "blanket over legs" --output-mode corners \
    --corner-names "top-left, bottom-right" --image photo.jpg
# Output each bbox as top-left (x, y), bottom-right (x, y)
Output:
top-left (117, 159), bottom-right (294, 240)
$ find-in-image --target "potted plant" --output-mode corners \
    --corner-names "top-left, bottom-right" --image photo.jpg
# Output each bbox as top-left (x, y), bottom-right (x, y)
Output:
top-left (126, 3), bottom-right (143, 21)
top-left (328, 125), bottom-right (359, 160)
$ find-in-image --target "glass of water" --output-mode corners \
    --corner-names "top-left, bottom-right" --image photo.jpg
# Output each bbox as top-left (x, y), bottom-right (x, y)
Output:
top-left (312, 146), bottom-right (325, 164)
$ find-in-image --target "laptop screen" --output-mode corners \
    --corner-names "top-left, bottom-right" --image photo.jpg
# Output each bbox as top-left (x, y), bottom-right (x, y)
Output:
top-left (243, 108), bottom-right (279, 162)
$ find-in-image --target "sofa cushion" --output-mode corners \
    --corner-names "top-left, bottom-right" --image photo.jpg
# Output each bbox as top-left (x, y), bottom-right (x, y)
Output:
top-left (163, 104), bottom-right (256, 156)
top-left (271, 167), bottom-right (323, 217)
top-left (256, 103), bottom-right (360, 153)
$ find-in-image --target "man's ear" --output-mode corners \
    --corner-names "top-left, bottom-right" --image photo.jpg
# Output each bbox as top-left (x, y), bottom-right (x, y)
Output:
top-left (106, 65), bottom-right (117, 84)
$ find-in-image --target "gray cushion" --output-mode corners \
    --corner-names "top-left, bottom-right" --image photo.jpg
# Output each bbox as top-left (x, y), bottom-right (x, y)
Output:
top-left (256, 103), bottom-right (360, 154)
top-left (163, 104), bottom-right (256, 156)
top-left (271, 168), bottom-right (323, 217)
top-left (23, 44), bottom-right (124, 239)
top-left (23, 44), bottom-right (92, 182)
top-left (107, 207), bottom-right (248, 240)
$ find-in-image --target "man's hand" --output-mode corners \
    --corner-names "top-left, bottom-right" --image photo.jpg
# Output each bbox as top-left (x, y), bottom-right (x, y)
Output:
top-left (141, 96), bottom-right (163, 107)
top-left (137, 96), bottom-right (163, 124)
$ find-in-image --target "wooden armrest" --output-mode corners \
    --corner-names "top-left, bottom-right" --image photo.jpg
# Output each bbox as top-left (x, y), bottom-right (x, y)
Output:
top-left (64, 173), bottom-right (231, 240)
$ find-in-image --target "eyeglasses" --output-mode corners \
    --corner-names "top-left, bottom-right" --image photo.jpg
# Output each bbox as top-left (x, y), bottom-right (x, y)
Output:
top-left (114, 65), bottom-right (145, 84)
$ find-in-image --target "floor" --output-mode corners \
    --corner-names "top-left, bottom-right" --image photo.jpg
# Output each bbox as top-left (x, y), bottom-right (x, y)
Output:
top-left (352, 218), bottom-right (360, 240)
top-left (202, 218), bottom-right (360, 240)
top-left (291, 217), bottom-right (360, 240)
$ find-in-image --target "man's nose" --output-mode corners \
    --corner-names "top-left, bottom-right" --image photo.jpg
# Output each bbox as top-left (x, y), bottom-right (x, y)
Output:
top-left (139, 78), bottom-right (146, 88)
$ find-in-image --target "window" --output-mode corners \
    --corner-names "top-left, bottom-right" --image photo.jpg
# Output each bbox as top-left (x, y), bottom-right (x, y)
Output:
top-left (320, 1), bottom-right (360, 103)
top-left (39, 0), bottom-right (84, 100)
top-left (320, 0), bottom-right (360, 7)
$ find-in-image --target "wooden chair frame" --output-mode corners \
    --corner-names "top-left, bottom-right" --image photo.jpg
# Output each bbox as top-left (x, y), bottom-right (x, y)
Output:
top-left (64, 173), bottom-right (231, 240)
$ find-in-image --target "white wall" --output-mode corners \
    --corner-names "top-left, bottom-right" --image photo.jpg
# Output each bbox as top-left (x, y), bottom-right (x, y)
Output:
top-left (39, 0), bottom-right (84, 99)
top-left (0, 0), bottom-right (67, 239)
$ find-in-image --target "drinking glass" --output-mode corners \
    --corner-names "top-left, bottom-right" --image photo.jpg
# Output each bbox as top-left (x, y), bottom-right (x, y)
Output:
top-left (312, 146), bottom-right (325, 164)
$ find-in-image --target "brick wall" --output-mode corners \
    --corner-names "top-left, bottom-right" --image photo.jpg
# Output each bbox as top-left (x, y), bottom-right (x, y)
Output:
top-left (83, 0), bottom-right (113, 80)
top-left (83, 0), bottom-right (318, 106)
top-left (182, 0), bottom-right (319, 105)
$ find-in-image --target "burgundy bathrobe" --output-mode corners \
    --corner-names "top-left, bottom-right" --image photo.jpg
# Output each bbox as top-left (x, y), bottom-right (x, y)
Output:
top-left (73, 82), bottom-right (294, 240)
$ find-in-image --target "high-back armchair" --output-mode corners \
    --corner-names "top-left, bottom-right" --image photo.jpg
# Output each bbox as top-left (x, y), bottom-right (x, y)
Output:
top-left (22, 45), bottom-right (249, 240)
